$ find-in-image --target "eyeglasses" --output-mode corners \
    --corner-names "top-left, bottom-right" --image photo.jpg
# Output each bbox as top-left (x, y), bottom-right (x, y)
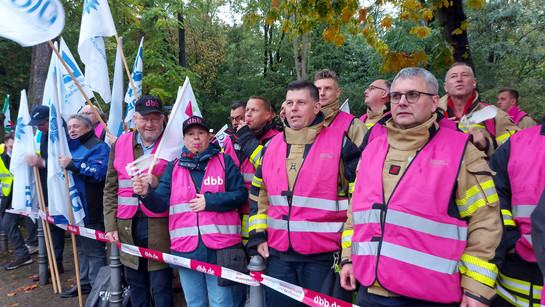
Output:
top-left (389, 91), bottom-right (436, 104)
top-left (136, 116), bottom-right (162, 124)
top-left (367, 85), bottom-right (387, 92)
top-left (82, 112), bottom-right (94, 116)
top-left (228, 115), bottom-right (244, 122)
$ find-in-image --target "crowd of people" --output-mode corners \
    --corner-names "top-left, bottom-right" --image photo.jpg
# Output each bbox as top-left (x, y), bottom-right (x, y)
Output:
top-left (0, 62), bottom-right (543, 307)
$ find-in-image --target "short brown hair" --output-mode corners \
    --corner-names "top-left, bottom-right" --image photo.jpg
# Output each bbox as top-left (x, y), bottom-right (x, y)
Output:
top-left (314, 69), bottom-right (339, 88)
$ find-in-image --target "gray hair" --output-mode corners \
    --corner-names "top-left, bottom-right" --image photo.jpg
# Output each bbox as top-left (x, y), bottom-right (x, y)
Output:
top-left (392, 67), bottom-right (439, 95)
top-left (69, 114), bottom-right (93, 127)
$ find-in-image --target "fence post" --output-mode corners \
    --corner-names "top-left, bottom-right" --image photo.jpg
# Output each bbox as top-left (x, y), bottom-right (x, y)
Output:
top-left (37, 220), bottom-right (48, 284)
top-left (109, 244), bottom-right (123, 306)
top-left (247, 255), bottom-right (266, 307)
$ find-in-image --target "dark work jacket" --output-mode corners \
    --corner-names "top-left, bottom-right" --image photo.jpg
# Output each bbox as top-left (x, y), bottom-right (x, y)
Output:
top-left (66, 130), bottom-right (110, 224)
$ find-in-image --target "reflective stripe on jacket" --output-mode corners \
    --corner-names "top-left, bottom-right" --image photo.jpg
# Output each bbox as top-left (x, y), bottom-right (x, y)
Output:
top-left (352, 127), bottom-right (470, 303)
top-left (262, 127), bottom-right (347, 254)
top-left (169, 153), bottom-right (241, 252)
top-left (113, 132), bottom-right (168, 218)
top-left (508, 125), bottom-right (545, 262)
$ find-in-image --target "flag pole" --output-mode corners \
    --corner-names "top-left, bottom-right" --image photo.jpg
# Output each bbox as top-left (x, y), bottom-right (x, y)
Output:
top-left (147, 79), bottom-right (189, 174)
top-left (63, 169), bottom-right (83, 307)
top-left (114, 35), bottom-right (139, 102)
top-left (47, 40), bottom-right (112, 137)
top-left (33, 166), bottom-right (61, 293)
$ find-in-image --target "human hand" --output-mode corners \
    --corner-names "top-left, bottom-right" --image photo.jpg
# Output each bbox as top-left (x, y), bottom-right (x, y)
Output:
top-left (189, 194), bottom-right (206, 212)
top-left (58, 155), bottom-right (71, 168)
top-left (106, 230), bottom-right (119, 243)
top-left (339, 263), bottom-right (356, 291)
top-left (468, 127), bottom-right (487, 151)
top-left (25, 154), bottom-right (45, 168)
top-left (257, 241), bottom-right (269, 259)
top-left (141, 172), bottom-right (159, 189)
top-left (131, 174), bottom-right (149, 196)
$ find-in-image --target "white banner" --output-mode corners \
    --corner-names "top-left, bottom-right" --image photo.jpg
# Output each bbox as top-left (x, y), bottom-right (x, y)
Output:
top-left (78, 0), bottom-right (117, 103)
top-left (47, 55), bottom-right (86, 225)
top-left (9, 90), bottom-right (38, 214)
top-left (107, 39), bottom-right (124, 138)
top-left (0, 0), bottom-right (65, 47)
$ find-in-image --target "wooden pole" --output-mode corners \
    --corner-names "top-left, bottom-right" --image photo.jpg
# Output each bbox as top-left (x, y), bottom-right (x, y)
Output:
top-left (47, 40), bottom-right (112, 137)
top-left (114, 35), bottom-right (139, 103)
top-left (63, 169), bottom-right (83, 307)
top-left (33, 166), bottom-right (61, 293)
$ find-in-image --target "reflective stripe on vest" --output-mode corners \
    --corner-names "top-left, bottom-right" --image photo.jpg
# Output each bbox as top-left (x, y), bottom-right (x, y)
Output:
top-left (113, 132), bottom-right (168, 218)
top-left (351, 127), bottom-right (473, 303)
top-left (262, 127), bottom-right (346, 255)
top-left (508, 125), bottom-right (545, 262)
top-left (168, 153), bottom-right (241, 252)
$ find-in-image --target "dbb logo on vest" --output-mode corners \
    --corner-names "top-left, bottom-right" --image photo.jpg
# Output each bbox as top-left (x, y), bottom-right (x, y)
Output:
top-left (203, 176), bottom-right (223, 186)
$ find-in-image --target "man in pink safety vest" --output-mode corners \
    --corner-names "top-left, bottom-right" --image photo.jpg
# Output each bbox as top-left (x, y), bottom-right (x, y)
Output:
top-left (103, 95), bottom-right (173, 307)
top-left (496, 88), bottom-right (537, 130)
top-left (314, 69), bottom-right (366, 146)
top-left (248, 80), bottom-right (361, 307)
top-left (341, 68), bottom-right (502, 307)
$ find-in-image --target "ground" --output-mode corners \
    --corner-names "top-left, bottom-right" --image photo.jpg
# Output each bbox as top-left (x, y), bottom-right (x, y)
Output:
top-left (1, 233), bottom-right (187, 307)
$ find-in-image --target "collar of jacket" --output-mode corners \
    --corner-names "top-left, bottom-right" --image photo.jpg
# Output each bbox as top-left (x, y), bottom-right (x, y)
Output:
top-left (439, 90), bottom-right (481, 118)
top-left (385, 113), bottom-right (438, 151)
top-left (284, 112), bottom-right (325, 145)
top-left (367, 103), bottom-right (390, 122)
top-left (321, 99), bottom-right (340, 126)
top-left (254, 122), bottom-right (275, 140)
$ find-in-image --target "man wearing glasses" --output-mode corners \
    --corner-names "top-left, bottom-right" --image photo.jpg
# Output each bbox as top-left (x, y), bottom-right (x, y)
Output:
top-left (227, 100), bottom-right (247, 134)
top-left (340, 68), bottom-right (502, 307)
top-left (103, 95), bottom-right (173, 306)
top-left (359, 80), bottom-right (391, 130)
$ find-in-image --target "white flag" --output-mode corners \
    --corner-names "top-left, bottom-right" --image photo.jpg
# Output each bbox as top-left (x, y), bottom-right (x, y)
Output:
top-left (2, 95), bottom-right (12, 132)
top-left (213, 124), bottom-right (229, 148)
top-left (47, 55), bottom-right (86, 225)
top-left (10, 90), bottom-right (38, 214)
top-left (124, 37), bottom-right (144, 128)
top-left (155, 77), bottom-right (202, 161)
top-left (78, 0), bottom-right (117, 103)
top-left (340, 99), bottom-right (350, 114)
top-left (58, 38), bottom-right (94, 120)
top-left (0, 0), bottom-right (65, 47)
top-left (108, 39), bottom-right (124, 138)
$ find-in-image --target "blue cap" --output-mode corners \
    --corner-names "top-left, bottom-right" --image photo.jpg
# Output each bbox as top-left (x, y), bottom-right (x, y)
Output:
top-left (28, 105), bottom-right (50, 126)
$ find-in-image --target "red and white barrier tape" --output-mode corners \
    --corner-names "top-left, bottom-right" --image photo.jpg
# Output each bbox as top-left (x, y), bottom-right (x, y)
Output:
top-left (5, 209), bottom-right (358, 307)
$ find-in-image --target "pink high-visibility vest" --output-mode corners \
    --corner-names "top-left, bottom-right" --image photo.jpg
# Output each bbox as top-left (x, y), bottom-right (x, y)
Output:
top-left (168, 153), bottom-right (241, 252)
top-left (262, 127), bottom-right (347, 254)
top-left (352, 127), bottom-right (469, 303)
top-left (113, 131), bottom-right (168, 218)
top-left (508, 125), bottom-right (545, 262)
top-left (328, 111), bottom-right (355, 134)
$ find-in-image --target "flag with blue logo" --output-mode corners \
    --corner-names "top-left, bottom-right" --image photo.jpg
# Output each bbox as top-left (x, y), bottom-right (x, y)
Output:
top-left (124, 37), bottom-right (144, 129)
top-left (58, 37), bottom-right (94, 120)
top-left (9, 90), bottom-right (38, 214)
top-left (108, 39), bottom-right (124, 139)
top-left (78, 0), bottom-right (117, 103)
top-left (47, 55), bottom-right (86, 225)
top-left (0, 0), bottom-right (65, 47)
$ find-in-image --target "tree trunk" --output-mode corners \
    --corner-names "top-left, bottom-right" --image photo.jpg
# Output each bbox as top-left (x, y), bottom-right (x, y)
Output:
top-left (264, 24), bottom-right (269, 76)
top-left (437, 0), bottom-right (475, 73)
top-left (28, 42), bottom-right (52, 108)
top-left (178, 12), bottom-right (186, 67)
top-left (293, 33), bottom-right (310, 80)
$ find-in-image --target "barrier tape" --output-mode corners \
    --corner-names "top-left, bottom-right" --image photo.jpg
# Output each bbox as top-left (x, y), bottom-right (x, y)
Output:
top-left (5, 209), bottom-right (358, 307)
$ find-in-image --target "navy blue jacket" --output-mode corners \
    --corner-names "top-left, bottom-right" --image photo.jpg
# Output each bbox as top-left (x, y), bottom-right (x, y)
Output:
top-left (66, 130), bottom-right (110, 224)
top-left (142, 142), bottom-right (248, 214)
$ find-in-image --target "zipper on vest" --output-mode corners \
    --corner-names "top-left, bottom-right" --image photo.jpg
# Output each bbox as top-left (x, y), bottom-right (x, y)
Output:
top-left (189, 171), bottom-right (202, 237)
